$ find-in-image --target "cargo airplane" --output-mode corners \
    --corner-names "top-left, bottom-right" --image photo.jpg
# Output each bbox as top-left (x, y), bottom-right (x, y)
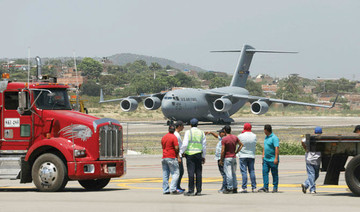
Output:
top-left (100, 44), bottom-right (336, 124)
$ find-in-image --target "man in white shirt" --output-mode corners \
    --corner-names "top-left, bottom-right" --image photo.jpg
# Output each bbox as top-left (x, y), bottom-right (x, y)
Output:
top-left (237, 123), bottom-right (257, 193)
top-left (174, 121), bottom-right (185, 192)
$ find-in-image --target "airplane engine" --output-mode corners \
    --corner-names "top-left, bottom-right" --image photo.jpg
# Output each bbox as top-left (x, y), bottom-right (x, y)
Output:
top-left (214, 98), bottom-right (232, 112)
top-left (120, 98), bottom-right (138, 112)
top-left (144, 97), bottom-right (161, 110)
top-left (250, 101), bottom-right (269, 115)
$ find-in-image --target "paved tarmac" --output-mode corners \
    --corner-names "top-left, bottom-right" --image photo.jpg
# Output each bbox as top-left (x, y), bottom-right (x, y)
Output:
top-left (0, 155), bottom-right (359, 211)
top-left (0, 116), bottom-right (359, 211)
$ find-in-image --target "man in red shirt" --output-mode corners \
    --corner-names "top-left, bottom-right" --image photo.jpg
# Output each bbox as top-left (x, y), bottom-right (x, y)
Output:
top-left (162, 125), bottom-right (182, 194)
top-left (220, 125), bottom-right (243, 194)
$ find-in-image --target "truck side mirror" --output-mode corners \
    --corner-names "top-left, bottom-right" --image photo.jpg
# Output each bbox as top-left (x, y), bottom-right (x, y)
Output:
top-left (17, 91), bottom-right (27, 115)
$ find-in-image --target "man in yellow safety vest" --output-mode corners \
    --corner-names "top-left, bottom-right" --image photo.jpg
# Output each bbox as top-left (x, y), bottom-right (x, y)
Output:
top-left (180, 118), bottom-right (207, 196)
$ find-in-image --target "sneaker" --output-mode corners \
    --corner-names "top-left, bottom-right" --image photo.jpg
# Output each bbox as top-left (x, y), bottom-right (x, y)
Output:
top-left (258, 187), bottom-right (269, 193)
top-left (184, 192), bottom-right (195, 196)
top-left (223, 189), bottom-right (234, 194)
top-left (272, 188), bottom-right (278, 193)
top-left (195, 192), bottom-right (201, 196)
top-left (240, 188), bottom-right (248, 193)
top-left (171, 189), bottom-right (184, 195)
top-left (301, 184), bottom-right (307, 194)
top-left (310, 191), bottom-right (317, 194)
top-left (233, 188), bottom-right (238, 193)
top-left (252, 188), bottom-right (257, 193)
top-left (163, 192), bottom-right (170, 195)
top-left (177, 187), bottom-right (185, 192)
top-left (218, 189), bottom-right (224, 193)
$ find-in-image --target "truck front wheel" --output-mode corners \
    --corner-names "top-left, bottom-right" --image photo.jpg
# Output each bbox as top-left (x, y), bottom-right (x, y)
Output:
top-left (78, 179), bottom-right (111, 191)
top-left (32, 153), bottom-right (68, 192)
top-left (345, 155), bottom-right (360, 196)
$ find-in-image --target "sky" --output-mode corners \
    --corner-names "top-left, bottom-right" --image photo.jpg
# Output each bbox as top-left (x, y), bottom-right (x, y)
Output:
top-left (1, 0), bottom-right (360, 80)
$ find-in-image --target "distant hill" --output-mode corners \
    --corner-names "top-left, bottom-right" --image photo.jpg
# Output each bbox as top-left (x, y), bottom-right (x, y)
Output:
top-left (1, 53), bottom-right (208, 72)
top-left (107, 53), bottom-right (207, 72)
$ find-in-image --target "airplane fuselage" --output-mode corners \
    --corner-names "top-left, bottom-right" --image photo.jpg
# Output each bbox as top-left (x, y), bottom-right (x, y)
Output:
top-left (161, 86), bottom-right (248, 123)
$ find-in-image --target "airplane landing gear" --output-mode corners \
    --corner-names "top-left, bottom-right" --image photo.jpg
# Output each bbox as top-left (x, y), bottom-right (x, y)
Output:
top-left (167, 120), bottom-right (174, 126)
top-left (214, 119), bottom-right (232, 125)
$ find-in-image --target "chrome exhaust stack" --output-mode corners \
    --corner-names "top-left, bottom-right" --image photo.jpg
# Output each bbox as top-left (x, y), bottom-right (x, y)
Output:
top-left (35, 56), bottom-right (43, 81)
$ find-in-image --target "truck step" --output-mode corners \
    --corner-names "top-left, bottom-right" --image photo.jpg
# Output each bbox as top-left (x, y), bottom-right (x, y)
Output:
top-left (0, 157), bottom-right (22, 180)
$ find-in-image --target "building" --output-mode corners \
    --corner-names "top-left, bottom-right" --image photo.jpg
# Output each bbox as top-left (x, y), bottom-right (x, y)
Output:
top-left (261, 84), bottom-right (278, 94)
top-left (57, 67), bottom-right (87, 87)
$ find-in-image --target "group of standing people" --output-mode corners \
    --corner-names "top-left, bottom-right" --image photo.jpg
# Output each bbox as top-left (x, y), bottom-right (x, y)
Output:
top-left (161, 118), bottom-right (280, 195)
top-left (161, 120), bottom-right (360, 195)
top-left (208, 123), bottom-right (279, 194)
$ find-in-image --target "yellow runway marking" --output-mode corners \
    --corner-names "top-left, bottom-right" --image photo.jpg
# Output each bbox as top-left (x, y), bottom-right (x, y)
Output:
top-left (112, 177), bottom-right (349, 191)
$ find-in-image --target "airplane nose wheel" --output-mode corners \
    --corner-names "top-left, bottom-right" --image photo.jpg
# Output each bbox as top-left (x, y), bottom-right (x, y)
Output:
top-left (167, 120), bottom-right (174, 126)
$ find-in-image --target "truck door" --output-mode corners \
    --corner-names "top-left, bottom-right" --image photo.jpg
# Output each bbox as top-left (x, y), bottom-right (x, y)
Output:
top-left (1, 91), bottom-right (32, 150)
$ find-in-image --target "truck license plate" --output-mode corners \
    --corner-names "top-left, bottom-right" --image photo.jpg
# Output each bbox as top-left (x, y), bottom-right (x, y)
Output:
top-left (108, 166), bottom-right (116, 174)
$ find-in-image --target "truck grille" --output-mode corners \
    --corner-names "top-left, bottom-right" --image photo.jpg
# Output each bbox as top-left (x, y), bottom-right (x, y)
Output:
top-left (99, 124), bottom-right (123, 160)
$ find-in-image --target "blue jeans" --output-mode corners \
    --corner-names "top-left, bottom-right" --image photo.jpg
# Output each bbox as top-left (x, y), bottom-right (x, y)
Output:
top-left (239, 158), bottom-right (257, 189)
top-left (218, 160), bottom-right (227, 190)
top-left (262, 160), bottom-right (278, 189)
top-left (177, 158), bottom-right (184, 189)
top-left (162, 158), bottom-right (180, 193)
top-left (304, 163), bottom-right (320, 192)
top-left (224, 158), bottom-right (237, 190)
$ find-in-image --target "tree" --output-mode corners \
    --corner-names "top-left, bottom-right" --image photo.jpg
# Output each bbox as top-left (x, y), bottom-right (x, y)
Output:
top-left (81, 80), bottom-right (100, 96)
top-left (209, 77), bottom-right (227, 89)
top-left (42, 65), bottom-right (57, 76)
top-left (149, 62), bottom-right (162, 71)
top-left (200, 72), bottom-right (216, 81)
top-left (276, 75), bottom-right (303, 101)
top-left (107, 65), bottom-right (127, 75)
top-left (45, 59), bottom-right (62, 67)
top-left (14, 59), bottom-right (28, 64)
top-left (314, 78), bottom-right (356, 94)
top-left (245, 80), bottom-right (263, 96)
top-left (174, 72), bottom-right (197, 87)
top-left (78, 58), bottom-right (103, 80)
top-left (64, 59), bottom-right (81, 68)
top-left (165, 65), bottom-right (173, 70)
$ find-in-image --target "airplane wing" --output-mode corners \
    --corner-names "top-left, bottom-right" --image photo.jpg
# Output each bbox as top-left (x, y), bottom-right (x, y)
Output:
top-left (205, 91), bottom-right (337, 109)
top-left (99, 89), bottom-right (167, 103)
top-left (247, 95), bottom-right (336, 108)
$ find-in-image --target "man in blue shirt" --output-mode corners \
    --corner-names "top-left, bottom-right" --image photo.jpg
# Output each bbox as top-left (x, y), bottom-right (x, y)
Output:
top-left (258, 124), bottom-right (279, 193)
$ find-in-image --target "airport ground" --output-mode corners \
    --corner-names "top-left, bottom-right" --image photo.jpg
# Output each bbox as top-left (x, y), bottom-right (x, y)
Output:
top-left (121, 116), bottom-right (359, 154)
top-left (0, 116), bottom-right (359, 211)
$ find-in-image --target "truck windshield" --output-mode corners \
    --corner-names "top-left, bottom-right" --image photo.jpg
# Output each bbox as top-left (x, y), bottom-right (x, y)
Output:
top-left (33, 88), bottom-right (72, 110)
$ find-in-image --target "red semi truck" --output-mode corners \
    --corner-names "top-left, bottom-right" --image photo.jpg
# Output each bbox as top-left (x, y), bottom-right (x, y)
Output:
top-left (0, 60), bottom-right (125, 191)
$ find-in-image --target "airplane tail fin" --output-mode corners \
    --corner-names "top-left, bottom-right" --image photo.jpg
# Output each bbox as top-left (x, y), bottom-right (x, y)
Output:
top-left (211, 44), bottom-right (297, 88)
top-left (99, 89), bottom-right (104, 103)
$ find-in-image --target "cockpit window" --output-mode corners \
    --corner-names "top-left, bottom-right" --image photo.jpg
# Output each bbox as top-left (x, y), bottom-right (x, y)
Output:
top-left (33, 88), bottom-right (72, 110)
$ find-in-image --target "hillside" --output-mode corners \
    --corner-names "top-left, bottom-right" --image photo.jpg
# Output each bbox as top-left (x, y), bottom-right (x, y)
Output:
top-left (1, 53), bottom-right (207, 73)
top-left (107, 53), bottom-right (207, 72)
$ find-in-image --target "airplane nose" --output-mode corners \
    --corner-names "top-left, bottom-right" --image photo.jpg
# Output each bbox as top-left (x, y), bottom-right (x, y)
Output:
top-left (161, 100), bottom-right (173, 116)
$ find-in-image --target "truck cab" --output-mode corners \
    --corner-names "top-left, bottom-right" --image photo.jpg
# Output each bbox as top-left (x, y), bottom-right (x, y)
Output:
top-left (0, 74), bottom-right (125, 191)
